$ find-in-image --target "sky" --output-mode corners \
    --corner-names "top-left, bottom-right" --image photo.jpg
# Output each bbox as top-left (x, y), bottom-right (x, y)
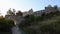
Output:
top-left (0, 0), bottom-right (60, 16)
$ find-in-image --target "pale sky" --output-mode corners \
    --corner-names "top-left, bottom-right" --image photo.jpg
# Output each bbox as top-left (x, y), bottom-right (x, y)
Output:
top-left (0, 0), bottom-right (60, 16)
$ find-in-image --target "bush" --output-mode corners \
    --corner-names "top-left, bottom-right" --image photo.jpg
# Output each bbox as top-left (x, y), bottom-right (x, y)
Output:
top-left (0, 18), bottom-right (14, 32)
top-left (20, 15), bottom-right (35, 27)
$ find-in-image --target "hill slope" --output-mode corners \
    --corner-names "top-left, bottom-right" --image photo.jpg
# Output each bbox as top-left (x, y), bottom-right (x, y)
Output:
top-left (19, 10), bottom-right (60, 34)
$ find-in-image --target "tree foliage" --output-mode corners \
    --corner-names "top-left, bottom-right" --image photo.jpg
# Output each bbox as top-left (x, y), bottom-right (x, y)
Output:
top-left (0, 17), bottom-right (14, 32)
top-left (7, 8), bottom-right (13, 15)
top-left (16, 10), bottom-right (23, 16)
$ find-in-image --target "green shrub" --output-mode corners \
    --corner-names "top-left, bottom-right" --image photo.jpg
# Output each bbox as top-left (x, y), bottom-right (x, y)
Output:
top-left (0, 18), bottom-right (14, 32)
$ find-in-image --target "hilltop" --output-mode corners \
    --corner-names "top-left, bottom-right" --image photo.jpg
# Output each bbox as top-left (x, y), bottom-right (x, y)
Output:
top-left (19, 5), bottom-right (60, 34)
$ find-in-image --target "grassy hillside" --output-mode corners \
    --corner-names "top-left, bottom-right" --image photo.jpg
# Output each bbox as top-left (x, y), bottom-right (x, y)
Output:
top-left (19, 10), bottom-right (60, 34)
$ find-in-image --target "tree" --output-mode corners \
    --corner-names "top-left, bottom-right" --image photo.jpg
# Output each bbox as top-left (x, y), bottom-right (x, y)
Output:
top-left (0, 18), bottom-right (14, 32)
top-left (53, 5), bottom-right (60, 16)
top-left (12, 9), bottom-right (16, 15)
top-left (0, 16), bottom-right (3, 19)
top-left (54, 5), bottom-right (59, 12)
top-left (7, 8), bottom-right (13, 15)
top-left (16, 10), bottom-right (23, 16)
